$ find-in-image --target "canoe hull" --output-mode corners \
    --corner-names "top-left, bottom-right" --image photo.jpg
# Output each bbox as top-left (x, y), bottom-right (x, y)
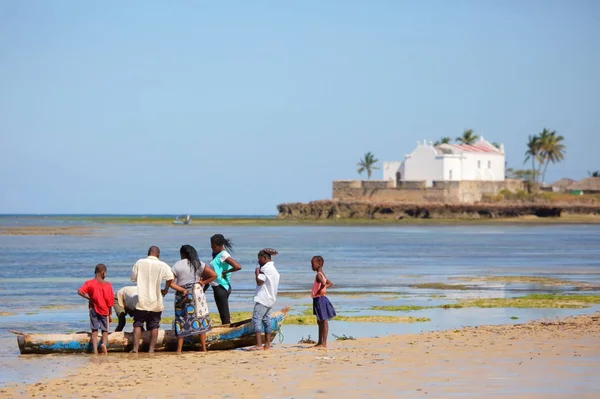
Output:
top-left (13, 310), bottom-right (287, 354)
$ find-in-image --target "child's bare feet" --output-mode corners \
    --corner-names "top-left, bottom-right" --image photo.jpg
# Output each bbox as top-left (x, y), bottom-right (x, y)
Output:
top-left (100, 344), bottom-right (108, 355)
top-left (312, 344), bottom-right (327, 349)
top-left (246, 346), bottom-right (263, 351)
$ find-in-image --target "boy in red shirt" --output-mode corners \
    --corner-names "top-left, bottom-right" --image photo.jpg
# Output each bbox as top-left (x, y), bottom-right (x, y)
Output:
top-left (78, 264), bottom-right (114, 355)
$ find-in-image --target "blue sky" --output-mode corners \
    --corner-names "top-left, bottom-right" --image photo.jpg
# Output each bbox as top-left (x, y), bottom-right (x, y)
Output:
top-left (1, 1), bottom-right (598, 215)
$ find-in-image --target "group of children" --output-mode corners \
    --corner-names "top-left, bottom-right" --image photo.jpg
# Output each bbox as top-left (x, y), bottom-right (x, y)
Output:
top-left (77, 243), bottom-right (337, 354)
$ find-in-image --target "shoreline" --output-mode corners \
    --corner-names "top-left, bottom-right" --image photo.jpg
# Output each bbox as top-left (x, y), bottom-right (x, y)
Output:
top-left (1, 214), bottom-right (600, 234)
top-left (2, 312), bottom-right (598, 398)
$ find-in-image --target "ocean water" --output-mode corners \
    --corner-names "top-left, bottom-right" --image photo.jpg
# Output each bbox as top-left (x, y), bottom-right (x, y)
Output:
top-left (0, 217), bottom-right (599, 386)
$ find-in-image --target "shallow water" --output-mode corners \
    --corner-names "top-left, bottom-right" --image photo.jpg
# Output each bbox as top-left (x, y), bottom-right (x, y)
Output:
top-left (0, 218), bottom-right (599, 386)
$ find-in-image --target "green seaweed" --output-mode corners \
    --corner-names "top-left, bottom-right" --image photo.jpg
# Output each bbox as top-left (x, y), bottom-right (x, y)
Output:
top-left (370, 305), bottom-right (430, 311)
top-left (410, 283), bottom-right (470, 290)
top-left (458, 294), bottom-right (600, 309)
top-left (161, 311), bottom-right (253, 325)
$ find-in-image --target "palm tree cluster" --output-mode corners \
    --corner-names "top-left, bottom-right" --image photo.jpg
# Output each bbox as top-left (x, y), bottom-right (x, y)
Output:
top-left (357, 152), bottom-right (379, 180)
top-left (433, 129), bottom-right (503, 149)
top-left (524, 128), bottom-right (566, 185)
top-left (433, 129), bottom-right (479, 146)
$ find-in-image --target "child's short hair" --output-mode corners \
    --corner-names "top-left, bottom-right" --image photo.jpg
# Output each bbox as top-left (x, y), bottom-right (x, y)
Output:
top-left (258, 248), bottom-right (278, 258)
top-left (94, 263), bottom-right (107, 274)
top-left (312, 255), bottom-right (324, 265)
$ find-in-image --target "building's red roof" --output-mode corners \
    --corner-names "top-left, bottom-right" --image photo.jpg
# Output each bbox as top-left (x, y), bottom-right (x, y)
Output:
top-left (442, 143), bottom-right (500, 153)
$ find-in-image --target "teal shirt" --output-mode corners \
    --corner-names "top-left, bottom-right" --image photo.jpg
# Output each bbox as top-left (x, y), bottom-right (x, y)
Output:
top-left (211, 250), bottom-right (232, 290)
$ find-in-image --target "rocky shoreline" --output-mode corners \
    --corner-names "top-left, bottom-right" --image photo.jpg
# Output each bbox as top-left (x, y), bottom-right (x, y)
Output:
top-left (277, 200), bottom-right (600, 220)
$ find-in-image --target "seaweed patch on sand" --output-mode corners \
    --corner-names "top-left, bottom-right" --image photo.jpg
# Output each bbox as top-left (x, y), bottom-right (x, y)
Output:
top-left (285, 311), bottom-right (431, 325)
top-left (334, 315), bottom-right (430, 323)
top-left (162, 311), bottom-right (253, 326)
top-left (40, 304), bottom-right (77, 310)
top-left (0, 226), bottom-right (95, 236)
top-left (410, 282), bottom-right (470, 290)
top-left (370, 305), bottom-right (430, 312)
top-left (457, 294), bottom-right (600, 309)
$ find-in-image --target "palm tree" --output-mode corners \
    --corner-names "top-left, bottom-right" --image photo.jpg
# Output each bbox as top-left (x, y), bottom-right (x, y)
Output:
top-left (539, 129), bottom-right (566, 184)
top-left (433, 137), bottom-right (452, 146)
top-left (492, 142), bottom-right (501, 149)
top-left (589, 171), bottom-right (600, 177)
top-left (357, 152), bottom-right (379, 180)
top-left (524, 134), bottom-right (542, 184)
top-left (455, 129), bottom-right (479, 145)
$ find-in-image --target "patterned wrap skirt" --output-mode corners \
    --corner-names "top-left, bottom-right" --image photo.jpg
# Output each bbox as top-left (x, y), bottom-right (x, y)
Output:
top-left (174, 283), bottom-right (211, 337)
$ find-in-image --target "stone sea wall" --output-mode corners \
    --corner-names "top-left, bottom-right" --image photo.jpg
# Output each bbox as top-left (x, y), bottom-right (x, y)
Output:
top-left (276, 200), bottom-right (600, 220)
top-left (332, 179), bottom-right (525, 204)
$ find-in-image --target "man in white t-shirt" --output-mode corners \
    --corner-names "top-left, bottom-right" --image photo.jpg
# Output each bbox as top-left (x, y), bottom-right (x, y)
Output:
top-left (130, 246), bottom-right (174, 353)
top-left (248, 248), bottom-right (280, 351)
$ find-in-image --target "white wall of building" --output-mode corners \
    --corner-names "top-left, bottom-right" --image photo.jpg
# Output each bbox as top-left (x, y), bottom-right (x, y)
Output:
top-left (383, 161), bottom-right (402, 184)
top-left (386, 138), bottom-right (506, 183)
top-left (442, 156), bottom-right (462, 181)
top-left (402, 142), bottom-right (443, 185)
top-left (459, 153), bottom-right (504, 181)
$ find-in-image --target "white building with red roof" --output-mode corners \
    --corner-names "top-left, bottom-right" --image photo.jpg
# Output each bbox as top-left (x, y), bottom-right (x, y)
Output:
top-left (383, 137), bottom-right (505, 186)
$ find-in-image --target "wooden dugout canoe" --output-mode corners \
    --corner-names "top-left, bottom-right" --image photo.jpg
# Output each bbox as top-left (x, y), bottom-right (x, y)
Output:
top-left (12, 307), bottom-right (289, 354)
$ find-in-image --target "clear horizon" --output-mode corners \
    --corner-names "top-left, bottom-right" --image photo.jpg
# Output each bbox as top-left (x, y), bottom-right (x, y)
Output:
top-left (1, 1), bottom-right (598, 214)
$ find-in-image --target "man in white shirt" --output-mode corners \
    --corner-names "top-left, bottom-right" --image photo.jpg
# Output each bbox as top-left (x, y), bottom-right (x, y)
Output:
top-left (130, 246), bottom-right (174, 353)
top-left (249, 248), bottom-right (280, 351)
top-left (113, 286), bottom-right (138, 332)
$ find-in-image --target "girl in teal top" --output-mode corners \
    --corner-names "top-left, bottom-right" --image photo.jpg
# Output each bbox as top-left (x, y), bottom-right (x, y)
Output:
top-left (209, 234), bottom-right (242, 325)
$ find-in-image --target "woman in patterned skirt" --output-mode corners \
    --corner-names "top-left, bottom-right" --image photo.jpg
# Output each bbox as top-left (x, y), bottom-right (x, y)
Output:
top-left (165, 244), bottom-right (217, 353)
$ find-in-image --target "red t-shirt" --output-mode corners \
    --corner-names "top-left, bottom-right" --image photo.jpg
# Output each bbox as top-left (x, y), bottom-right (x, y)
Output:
top-left (79, 279), bottom-right (114, 316)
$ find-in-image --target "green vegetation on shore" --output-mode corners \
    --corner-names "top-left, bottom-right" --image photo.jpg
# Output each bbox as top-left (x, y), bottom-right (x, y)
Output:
top-left (458, 294), bottom-right (600, 309)
top-left (410, 283), bottom-right (470, 290)
top-left (370, 294), bottom-right (600, 312)
top-left (162, 311), bottom-right (253, 326)
top-left (2, 214), bottom-right (600, 235)
top-left (452, 276), bottom-right (580, 286)
top-left (371, 305), bottom-right (430, 311)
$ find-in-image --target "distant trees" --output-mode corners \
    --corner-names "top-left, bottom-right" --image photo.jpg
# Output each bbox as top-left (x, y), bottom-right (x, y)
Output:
top-left (455, 129), bottom-right (479, 145)
top-left (433, 130), bottom-right (482, 146)
top-left (589, 171), bottom-right (600, 177)
top-left (357, 152), bottom-right (379, 180)
top-left (523, 128), bottom-right (566, 185)
top-left (433, 137), bottom-right (452, 146)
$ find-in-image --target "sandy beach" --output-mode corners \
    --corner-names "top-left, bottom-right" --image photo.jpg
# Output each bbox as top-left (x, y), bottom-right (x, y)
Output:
top-left (1, 312), bottom-right (598, 399)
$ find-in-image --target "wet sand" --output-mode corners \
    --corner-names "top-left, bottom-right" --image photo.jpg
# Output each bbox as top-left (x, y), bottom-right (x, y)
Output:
top-left (1, 313), bottom-right (598, 399)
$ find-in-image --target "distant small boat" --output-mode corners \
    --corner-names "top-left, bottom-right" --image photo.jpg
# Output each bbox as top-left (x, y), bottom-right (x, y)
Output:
top-left (12, 308), bottom-right (289, 354)
top-left (172, 214), bottom-right (192, 225)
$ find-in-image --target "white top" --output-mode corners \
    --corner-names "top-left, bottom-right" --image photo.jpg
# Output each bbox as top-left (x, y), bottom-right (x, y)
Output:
top-left (172, 259), bottom-right (206, 287)
top-left (116, 286), bottom-right (138, 310)
top-left (253, 261), bottom-right (280, 308)
top-left (131, 256), bottom-right (175, 312)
